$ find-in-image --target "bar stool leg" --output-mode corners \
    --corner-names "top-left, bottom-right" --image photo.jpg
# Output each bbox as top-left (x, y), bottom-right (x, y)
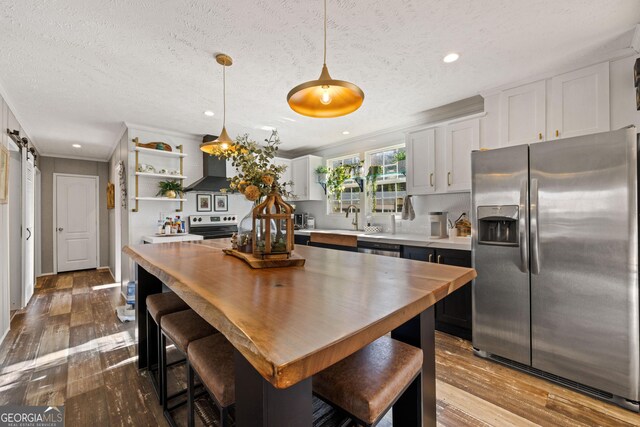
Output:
top-left (221, 407), bottom-right (228, 427)
top-left (187, 361), bottom-right (195, 427)
top-left (161, 332), bottom-right (168, 411)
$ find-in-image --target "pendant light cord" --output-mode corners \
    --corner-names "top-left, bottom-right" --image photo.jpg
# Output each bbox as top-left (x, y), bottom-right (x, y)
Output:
top-left (323, 0), bottom-right (327, 65)
top-left (222, 62), bottom-right (226, 127)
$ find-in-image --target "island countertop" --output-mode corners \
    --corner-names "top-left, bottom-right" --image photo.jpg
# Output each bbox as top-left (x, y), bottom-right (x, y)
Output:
top-left (124, 240), bottom-right (476, 389)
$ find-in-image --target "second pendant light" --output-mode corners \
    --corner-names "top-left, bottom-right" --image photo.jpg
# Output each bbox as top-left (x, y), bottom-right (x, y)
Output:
top-left (287, 0), bottom-right (364, 118)
top-left (200, 53), bottom-right (235, 155)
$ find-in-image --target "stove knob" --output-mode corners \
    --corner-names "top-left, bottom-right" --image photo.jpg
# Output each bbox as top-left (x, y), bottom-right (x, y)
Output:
top-left (197, 217), bottom-right (202, 222)
top-left (232, 216), bottom-right (236, 221)
top-left (224, 217), bottom-right (228, 221)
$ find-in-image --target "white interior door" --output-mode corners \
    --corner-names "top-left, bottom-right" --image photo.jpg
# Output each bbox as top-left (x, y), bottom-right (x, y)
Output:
top-left (22, 152), bottom-right (35, 306)
top-left (56, 174), bottom-right (98, 272)
top-left (8, 146), bottom-right (21, 309)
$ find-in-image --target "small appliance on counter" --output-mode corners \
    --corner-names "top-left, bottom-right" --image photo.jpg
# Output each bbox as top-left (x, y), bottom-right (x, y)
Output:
top-left (294, 212), bottom-right (308, 229)
top-left (307, 216), bottom-right (316, 229)
top-left (429, 212), bottom-right (448, 239)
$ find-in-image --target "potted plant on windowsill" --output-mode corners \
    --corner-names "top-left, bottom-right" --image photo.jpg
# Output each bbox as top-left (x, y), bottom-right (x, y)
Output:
top-left (157, 180), bottom-right (184, 199)
top-left (393, 151), bottom-right (406, 175)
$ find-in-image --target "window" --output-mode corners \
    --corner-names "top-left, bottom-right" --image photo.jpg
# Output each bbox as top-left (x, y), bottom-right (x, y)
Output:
top-left (366, 145), bottom-right (406, 215)
top-left (326, 154), bottom-right (362, 214)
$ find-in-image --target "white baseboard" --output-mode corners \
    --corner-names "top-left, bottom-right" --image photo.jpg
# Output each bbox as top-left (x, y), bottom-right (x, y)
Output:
top-left (0, 327), bottom-right (9, 346)
top-left (37, 272), bottom-right (55, 277)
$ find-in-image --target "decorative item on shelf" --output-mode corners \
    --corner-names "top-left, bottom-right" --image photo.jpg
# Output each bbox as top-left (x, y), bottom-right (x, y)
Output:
top-left (315, 165), bottom-right (329, 188)
top-left (137, 141), bottom-right (172, 152)
top-left (366, 165), bottom-right (383, 212)
top-left (196, 194), bottom-right (212, 212)
top-left (252, 188), bottom-right (294, 259)
top-left (156, 180), bottom-right (184, 199)
top-left (0, 144), bottom-right (8, 204)
top-left (287, 0), bottom-right (364, 118)
top-left (107, 182), bottom-right (115, 209)
top-left (454, 212), bottom-right (471, 237)
top-left (393, 150), bottom-right (407, 175)
top-left (201, 54), bottom-right (236, 155)
top-left (137, 163), bottom-right (156, 173)
top-left (214, 194), bottom-right (228, 212)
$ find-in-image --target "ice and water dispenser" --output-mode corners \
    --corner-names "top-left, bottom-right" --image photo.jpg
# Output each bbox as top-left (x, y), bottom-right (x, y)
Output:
top-left (477, 205), bottom-right (519, 246)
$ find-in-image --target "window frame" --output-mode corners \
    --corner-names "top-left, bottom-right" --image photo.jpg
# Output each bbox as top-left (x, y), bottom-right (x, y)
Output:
top-left (325, 153), bottom-right (363, 216)
top-left (363, 143), bottom-right (406, 217)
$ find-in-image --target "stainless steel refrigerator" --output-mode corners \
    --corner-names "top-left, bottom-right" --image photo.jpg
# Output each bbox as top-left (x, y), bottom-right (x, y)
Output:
top-left (471, 126), bottom-right (639, 411)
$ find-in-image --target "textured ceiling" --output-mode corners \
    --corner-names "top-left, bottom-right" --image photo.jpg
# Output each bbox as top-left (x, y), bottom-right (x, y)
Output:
top-left (0, 0), bottom-right (638, 160)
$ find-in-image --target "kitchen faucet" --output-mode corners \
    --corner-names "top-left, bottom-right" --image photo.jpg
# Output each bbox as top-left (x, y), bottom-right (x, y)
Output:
top-left (345, 204), bottom-right (359, 230)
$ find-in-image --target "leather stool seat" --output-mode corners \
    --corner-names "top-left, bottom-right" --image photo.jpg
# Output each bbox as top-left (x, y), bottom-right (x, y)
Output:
top-left (147, 292), bottom-right (189, 323)
top-left (313, 336), bottom-right (423, 426)
top-left (188, 334), bottom-right (236, 408)
top-left (161, 310), bottom-right (218, 353)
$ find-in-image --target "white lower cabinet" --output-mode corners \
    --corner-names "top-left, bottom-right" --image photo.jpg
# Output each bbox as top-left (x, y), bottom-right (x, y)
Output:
top-left (445, 118), bottom-right (479, 192)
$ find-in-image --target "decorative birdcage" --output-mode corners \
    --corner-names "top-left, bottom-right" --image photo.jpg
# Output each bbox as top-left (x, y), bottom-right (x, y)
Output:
top-left (252, 189), bottom-right (294, 259)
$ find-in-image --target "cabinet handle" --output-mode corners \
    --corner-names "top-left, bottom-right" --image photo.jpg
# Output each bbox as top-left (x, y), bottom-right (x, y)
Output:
top-left (437, 254), bottom-right (442, 264)
top-left (429, 173), bottom-right (434, 187)
top-left (447, 172), bottom-right (452, 186)
top-left (428, 253), bottom-right (433, 262)
top-left (555, 129), bottom-right (559, 138)
top-left (538, 133), bottom-right (542, 140)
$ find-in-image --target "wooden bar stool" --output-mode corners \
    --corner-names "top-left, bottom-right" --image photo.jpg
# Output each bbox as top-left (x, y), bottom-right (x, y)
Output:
top-left (313, 335), bottom-right (423, 427)
top-left (146, 292), bottom-right (190, 403)
top-left (186, 334), bottom-right (236, 427)
top-left (160, 309), bottom-right (218, 427)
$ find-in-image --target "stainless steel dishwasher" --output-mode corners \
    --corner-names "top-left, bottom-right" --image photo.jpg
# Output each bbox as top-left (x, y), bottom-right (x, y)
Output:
top-left (357, 240), bottom-right (401, 257)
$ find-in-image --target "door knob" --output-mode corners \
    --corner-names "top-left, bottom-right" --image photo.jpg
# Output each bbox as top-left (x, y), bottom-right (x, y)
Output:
top-left (58, 227), bottom-right (64, 232)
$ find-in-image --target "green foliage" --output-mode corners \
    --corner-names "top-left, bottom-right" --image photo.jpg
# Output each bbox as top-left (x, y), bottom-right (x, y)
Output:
top-left (156, 180), bottom-right (184, 197)
top-left (315, 165), bottom-right (329, 174)
top-left (366, 165), bottom-right (383, 212)
top-left (326, 161), bottom-right (363, 199)
top-left (393, 150), bottom-right (406, 162)
top-left (212, 130), bottom-right (293, 200)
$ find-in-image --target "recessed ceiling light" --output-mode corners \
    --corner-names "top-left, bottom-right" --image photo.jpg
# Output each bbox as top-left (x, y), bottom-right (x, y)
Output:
top-left (204, 110), bottom-right (215, 116)
top-left (342, 131), bottom-right (350, 135)
top-left (443, 53), bottom-right (460, 63)
top-left (72, 144), bottom-right (81, 148)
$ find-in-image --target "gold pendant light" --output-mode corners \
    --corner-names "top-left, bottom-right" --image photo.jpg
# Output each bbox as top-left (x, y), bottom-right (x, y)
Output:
top-left (201, 54), bottom-right (235, 154)
top-left (287, 0), bottom-right (364, 118)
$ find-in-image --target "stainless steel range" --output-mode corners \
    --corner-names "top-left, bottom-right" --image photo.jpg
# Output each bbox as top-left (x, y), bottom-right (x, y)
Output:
top-left (188, 214), bottom-right (238, 240)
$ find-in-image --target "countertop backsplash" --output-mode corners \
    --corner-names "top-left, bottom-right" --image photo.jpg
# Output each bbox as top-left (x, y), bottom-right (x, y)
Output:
top-left (294, 192), bottom-right (471, 235)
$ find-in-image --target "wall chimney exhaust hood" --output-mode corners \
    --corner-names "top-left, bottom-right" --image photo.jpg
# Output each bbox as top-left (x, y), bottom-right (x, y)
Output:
top-left (184, 134), bottom-right (229, 193)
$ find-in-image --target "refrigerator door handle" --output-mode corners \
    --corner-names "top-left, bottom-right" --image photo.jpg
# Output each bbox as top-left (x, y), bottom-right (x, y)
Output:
top-left (530, 178), bottom-right (541, 275)
top-left (519, 180), bottom-right (528, 273)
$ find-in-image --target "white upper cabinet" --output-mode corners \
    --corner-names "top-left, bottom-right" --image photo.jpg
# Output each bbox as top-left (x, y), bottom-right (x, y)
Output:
top-left (549, 62), bottom-right (610, 140)
top-left (406, 128), bottom-right (436, 195)
top-left (272, 157), bottom-right (292, 184)
top-left (290, 155), bottom-right (323, 201)
top-left (445, 118), bottom-right (479, 192)
top-left (500, 80), bottom-right (546, 147)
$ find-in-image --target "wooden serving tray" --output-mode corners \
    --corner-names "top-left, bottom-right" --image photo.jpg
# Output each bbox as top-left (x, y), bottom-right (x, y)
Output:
top-left (223, 249), bottom-right (306, 268)
top-left (137, 142), bottom-right (173, 152)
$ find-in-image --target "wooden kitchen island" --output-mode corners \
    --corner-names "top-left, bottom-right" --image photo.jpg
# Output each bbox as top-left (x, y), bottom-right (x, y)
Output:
top-left (123, 240), bottom-right (476, 427)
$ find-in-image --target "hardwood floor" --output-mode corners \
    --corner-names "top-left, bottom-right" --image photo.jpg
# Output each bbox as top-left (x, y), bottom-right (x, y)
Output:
top-left (0, 270), bottom-right (638, 426)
